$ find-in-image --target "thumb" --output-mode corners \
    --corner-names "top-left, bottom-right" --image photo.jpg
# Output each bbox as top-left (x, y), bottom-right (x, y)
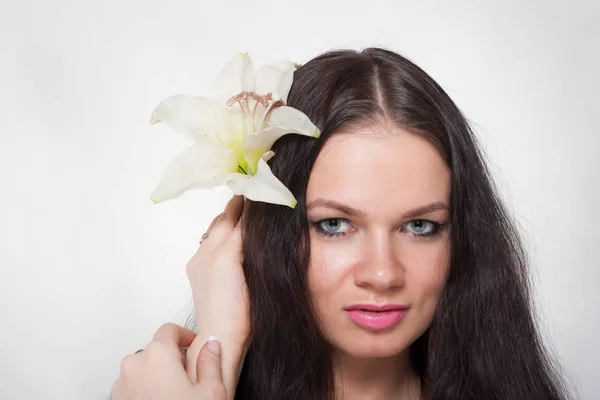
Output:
top-left (195, 336), bottom-right (223, 385)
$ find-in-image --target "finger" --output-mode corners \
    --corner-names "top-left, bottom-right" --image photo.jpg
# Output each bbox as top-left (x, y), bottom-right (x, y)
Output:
top-left (206, 195), bottom-right (245, 243)
top-left (234, 197), bottom-right (247, 229)
top-left (197, 213), bottom-right (223, 246)
top-left (206, 213), bottom-right (223, 233)
top-left (152, 323), bottom-right (197, 348)
top-left (110, 378), bottom-right (124, 400)
top-left (195, 337), bottom-right (223, 385)
top-left (220, 195), bottom-right (244, 230)
top-left (229, 219), bottom-right (243, 246)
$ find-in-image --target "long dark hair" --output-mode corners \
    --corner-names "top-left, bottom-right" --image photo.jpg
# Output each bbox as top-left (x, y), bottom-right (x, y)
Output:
top-left (234, 48), bottom-right (575, 399)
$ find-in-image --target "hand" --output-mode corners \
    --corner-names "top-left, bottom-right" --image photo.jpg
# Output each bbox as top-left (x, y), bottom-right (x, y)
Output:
top-left (185, 195), bottom-right (250, 400)
top-left (111, 323), bottom-right (226, 400)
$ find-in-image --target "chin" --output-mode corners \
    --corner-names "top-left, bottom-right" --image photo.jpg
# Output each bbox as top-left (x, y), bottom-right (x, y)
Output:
top-left (335, 332), bottom-right (412, 359)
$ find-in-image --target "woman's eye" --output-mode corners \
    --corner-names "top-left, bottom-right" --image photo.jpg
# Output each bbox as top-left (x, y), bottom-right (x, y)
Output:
top-left (315, 218), bottom-right (349, 236)
top-left (405, 220), bottom-right (440, 237)
top-left (311, 218), bottom-right (442, 238)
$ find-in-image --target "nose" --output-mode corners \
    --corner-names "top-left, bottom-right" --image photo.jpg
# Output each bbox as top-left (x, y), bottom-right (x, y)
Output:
top-left (353, 232), bottom-right (405, 292)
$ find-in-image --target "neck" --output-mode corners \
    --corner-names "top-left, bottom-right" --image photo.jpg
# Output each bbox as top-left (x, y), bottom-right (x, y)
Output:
top-left (332, 349), bottom-right (420, 400)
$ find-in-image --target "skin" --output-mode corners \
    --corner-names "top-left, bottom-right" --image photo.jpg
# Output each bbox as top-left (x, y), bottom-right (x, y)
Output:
top-left (111, 323), bottom-right (226, 400)
top-left (306, 124), bottom-right (451, 399)
top-left (114, 123), bottom-right (451, 400)
top-left (112, 197), bottom-right (247, 400)
top-left (184, 196), bottom-right (249, 400)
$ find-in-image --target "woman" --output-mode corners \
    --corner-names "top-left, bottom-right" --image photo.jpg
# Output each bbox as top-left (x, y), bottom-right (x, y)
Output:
top-left (111, 48), bottom-right (574, 399)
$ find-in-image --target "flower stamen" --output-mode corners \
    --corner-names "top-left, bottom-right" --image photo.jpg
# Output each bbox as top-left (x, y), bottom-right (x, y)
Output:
top-left (228, 91), bottom-right (253, 134)
top-left (226, 91), bottom-right (248, 107)
top-left (258, 96), bottom-right (285, 131)
top-left (249, 92), bottom-right (271, 131)
top-left (228, 91), bottom-right (286, 134)
top-left (249, 92), bottom-right (271, 107)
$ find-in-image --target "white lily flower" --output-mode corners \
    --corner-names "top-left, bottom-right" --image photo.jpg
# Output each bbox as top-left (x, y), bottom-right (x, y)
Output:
top-left (149, 53), bottom-right (320, 208)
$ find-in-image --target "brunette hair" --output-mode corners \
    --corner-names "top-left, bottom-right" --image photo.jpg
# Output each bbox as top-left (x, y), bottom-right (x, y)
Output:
top-left (233, 48), bottom-right (574, 399)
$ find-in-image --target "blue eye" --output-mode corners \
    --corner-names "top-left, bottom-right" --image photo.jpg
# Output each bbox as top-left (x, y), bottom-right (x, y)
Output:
top-left (310, 218), bottom-right (444, 239)
top-left (405, 220), bottom-right (441, 237)
top-left (314, 218), bottom-right (348, 237)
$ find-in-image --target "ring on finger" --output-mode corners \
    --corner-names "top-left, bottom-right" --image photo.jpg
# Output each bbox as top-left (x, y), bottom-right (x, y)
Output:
top-left (199, 232), bottom-right (210, 245)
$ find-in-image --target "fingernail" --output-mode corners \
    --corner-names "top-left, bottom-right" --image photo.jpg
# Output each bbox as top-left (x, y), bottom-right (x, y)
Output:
top-left (207, 336), bottom-right (220, 355)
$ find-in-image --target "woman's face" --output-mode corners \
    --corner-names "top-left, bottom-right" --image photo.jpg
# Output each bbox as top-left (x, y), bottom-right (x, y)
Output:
top-left (306, 125), bottom-right (451, 358)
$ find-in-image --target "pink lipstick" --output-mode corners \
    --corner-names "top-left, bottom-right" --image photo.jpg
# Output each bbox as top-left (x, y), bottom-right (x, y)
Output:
top-left (344, 304), bottom-right (408, 330)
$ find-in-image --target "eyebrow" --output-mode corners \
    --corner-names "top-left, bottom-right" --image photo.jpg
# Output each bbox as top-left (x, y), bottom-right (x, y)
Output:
top-left (306, 199), bottom-right (449, 219)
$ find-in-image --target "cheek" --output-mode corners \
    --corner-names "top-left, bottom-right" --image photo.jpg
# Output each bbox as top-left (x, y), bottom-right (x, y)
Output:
top-left (308, 238), bottom-right (358, 296)
top-left (307, 234), bottom-right (366, 323)
top-left (307, 238), bottom-right (362, 342)
top-left (401, 239), bottom-right (450, 306)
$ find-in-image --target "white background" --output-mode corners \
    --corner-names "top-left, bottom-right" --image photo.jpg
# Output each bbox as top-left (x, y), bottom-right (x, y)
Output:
top-left (0, 0), bottom-right (597, 398)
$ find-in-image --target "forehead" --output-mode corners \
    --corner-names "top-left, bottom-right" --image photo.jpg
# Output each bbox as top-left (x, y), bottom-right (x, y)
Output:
top-left (306, 125), bottom-right (451, 213)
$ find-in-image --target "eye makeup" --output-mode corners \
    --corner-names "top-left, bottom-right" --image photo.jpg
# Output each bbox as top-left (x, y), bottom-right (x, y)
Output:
top-left (309, 218), bottom-right (447, 239)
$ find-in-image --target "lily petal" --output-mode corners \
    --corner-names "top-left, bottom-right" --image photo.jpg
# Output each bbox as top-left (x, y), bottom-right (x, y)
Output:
top-left (225, 151), bottom-right (297, 208)
top-left (150, 95), bottom-right (223, 144)
top-left (242, 106), bottom-right (320, 174)
top-left (242, 126), bottom-right (294, 174)
top-left (266, 106), bottom-right (321, 138)
top-left (151, 139), bottom-right (238, 203)
top-left (218, 105), bottom-right (249, 149)
top-left (212, 53), bottom-right (254, 104)
top-left (254, 60), bottom-right (296, 103)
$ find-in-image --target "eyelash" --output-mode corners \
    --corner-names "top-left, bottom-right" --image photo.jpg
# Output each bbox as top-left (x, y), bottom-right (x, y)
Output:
top-left (310, 218), bottom-right (445, 239)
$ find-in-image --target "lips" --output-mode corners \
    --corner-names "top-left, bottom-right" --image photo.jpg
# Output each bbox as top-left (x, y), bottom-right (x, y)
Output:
top-left (345, 304), bottom-right (408, 312)
top-left (344, 304), bottom-right (409, 330)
